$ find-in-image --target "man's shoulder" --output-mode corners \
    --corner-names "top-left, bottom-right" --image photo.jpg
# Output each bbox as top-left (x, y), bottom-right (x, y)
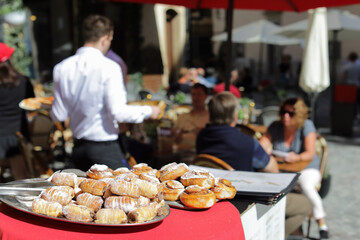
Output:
top-left (53, 56), bottom-right (77, 77)
top-left (55, 54), bottom-right (77, 66)
top-left (102, 56), bottom-right (122, 73)
top-left (205, 125), bottom-right (247, 138)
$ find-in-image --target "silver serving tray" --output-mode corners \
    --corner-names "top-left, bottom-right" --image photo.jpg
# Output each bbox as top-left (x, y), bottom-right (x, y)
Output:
top-left (166, 200), bottom-right (218, 210)
top-left (166, 200), bottom-right (195, 210)
top-left (0, 179), bottom-right (170, 227)
top-left (0, 178), bottom-right (53, 196)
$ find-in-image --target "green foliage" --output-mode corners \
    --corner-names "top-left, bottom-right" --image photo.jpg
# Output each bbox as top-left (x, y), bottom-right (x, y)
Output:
top-left (3, 23), bottom-right (32, 76)
top-left (174, 92), bottom-right (186, 104)
top-left (238, 108), bottom-right (245, 120)
top-left (277, 89), bottom-right (287, 99)
top-left (1, 0), bottom-right (32, 76)
top-left (0, 0), bottom-right (23, 15)
top-left (128, 72), bottom-right (143, 87)
top-left (238, 97), bottom-right (254, 121)
top-left (239, 97), bottom-right (252, 107)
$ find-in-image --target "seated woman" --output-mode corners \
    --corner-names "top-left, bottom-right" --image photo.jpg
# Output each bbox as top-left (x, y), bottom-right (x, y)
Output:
top-left (260, 97), bottom-right (329, 239)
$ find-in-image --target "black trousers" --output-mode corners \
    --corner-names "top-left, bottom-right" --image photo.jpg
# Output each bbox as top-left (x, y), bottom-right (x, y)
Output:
top-left (71, 139), bottom-right (128, 171)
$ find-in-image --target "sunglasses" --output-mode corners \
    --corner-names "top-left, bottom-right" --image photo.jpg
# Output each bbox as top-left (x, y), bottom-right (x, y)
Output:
top-left (280, 109), bottom-right (295, 117)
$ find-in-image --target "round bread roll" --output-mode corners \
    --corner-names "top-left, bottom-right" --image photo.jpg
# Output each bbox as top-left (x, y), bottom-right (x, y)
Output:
top-left (113, 167), bottom-right (130, 176)
top-left (211, 178), bottom-right (236, 200)
top-left (86, 164), bottom-right (114, 180)
top-left (180, 169), bottom-right (215, 189)
top-left (114, 172), bottom-right (139, 182)
top-left (159, 162), bottom-right (189, 182)
top-left (160, 180), bottom-right (184, 201)
top-left (131, 163), bottom-right (157, 176)
top-left (179, 185), bottom-right (216, 209)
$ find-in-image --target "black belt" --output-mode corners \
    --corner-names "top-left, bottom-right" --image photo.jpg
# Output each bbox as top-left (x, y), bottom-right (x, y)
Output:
top-left (74, 138), bottom-right (118, 145)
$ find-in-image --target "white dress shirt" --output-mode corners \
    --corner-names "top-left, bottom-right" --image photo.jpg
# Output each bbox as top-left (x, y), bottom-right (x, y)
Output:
top-left (51, 47), bottom-right (152, 141)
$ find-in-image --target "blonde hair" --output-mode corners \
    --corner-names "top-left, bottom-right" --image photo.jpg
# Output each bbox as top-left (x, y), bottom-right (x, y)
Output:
top-left (208, 92), bottom-right (238, 125)
top-left (279, 97), bottom-right (308, 128)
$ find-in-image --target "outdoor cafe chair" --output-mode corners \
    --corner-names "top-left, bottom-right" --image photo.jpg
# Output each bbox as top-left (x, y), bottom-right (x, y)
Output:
top-left (259, 105), bottom-right (279, 127)
top-left (0, 128), bottom-right (52, 181)
top-left (193, 154), bottom-right (235, 171)
top-left (28, 112), bottom-right (57, 162)
top-left (16, 131), bottom-right (53, 179)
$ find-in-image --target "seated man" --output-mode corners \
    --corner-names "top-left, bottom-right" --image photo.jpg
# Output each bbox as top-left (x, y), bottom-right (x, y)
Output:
top-left (196, 92), bottom-right (312, 238)
top-left (196, 92), bottom-right (277, 172)
top-left (172, 83), bottom-right (209, 150)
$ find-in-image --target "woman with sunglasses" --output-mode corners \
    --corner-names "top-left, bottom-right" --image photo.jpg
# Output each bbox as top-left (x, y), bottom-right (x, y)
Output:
top-left (260, 97), bottom-right (329, 239)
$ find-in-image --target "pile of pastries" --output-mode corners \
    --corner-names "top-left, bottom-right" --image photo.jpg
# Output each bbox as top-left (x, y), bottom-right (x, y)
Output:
top-left (158, 162), bottom-right (236, 208)
top-left (30, 162), bottom-right (236, 224)
top-left (22, 96), bottom-right (54, 110)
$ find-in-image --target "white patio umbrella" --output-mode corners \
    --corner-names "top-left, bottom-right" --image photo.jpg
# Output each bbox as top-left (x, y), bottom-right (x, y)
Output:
top-left (299, 8), bottom-right (330, 120)
top-left (211, 19), bottom-right (302, 45)
top-left (211, 19), bottom-right (303, 80)
top-left (274, 9), bottom-right (360, 40)
top-left (274, 9), bottom-right (360, 82)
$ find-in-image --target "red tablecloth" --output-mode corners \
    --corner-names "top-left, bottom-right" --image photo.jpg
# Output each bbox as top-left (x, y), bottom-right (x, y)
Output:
top-left (0, 201), bottom-right (244, 240)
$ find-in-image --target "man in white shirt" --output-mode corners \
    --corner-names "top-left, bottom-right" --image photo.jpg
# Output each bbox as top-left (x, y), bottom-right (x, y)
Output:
top-left (51, 15), bottom-right (161, 171)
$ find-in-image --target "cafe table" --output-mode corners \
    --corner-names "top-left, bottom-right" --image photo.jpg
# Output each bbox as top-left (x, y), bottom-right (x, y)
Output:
top-left (247, 124), bottom-right (267, 135)
top-left (0, 200), bottom-right (245, 240)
